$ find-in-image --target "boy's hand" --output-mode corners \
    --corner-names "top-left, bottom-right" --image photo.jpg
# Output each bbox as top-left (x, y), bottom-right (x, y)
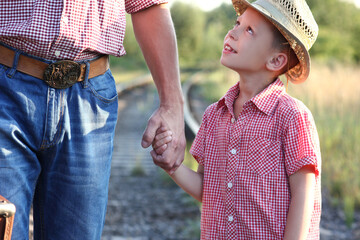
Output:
top-left (152, 128), bottom-right (173, 155)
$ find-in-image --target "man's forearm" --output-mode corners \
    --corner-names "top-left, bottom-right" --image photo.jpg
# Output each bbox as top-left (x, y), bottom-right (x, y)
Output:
top-left (134, 3), bottom-right (186, 172)
top-left (131, 4), bottom-right (183, 107)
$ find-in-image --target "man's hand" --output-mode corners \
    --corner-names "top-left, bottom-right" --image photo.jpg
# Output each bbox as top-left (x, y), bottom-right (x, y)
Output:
top-left (142, 105), bottom-right (186, 174)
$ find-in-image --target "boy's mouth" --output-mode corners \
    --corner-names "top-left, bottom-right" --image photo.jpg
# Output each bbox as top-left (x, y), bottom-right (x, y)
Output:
top-left (223, 43), bottom-right (237, 53)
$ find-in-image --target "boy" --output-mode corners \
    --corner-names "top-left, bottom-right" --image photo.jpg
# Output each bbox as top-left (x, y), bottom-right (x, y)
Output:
top-left (152, 0), bottom-right (321, 239)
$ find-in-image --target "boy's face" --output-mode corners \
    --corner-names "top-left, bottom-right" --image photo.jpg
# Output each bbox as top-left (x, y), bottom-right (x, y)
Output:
top-left (220, 8), bottom-right (276, 74)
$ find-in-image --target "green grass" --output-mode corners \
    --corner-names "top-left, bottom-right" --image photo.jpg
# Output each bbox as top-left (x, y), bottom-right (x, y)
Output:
top-left (130, 158), bottom-right (146, 177)
top-left (183, 142), bottom-right (198, 171)
top-left (310, 102), bottom-right (359, 225)
top-left (288, 63), bottom-right (360, 226)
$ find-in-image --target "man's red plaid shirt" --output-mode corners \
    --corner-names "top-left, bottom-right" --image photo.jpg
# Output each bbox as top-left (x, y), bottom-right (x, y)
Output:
top-left (0, 0), bottom-right (166, 61)
top-left (190, 79), bottom-right (321, 239)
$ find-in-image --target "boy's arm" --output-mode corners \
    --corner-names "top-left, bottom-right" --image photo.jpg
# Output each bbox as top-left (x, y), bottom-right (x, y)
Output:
top-left (151, 129), bottom-right (204, 202)
top-left (284, 165), bottom-right (316, 240)
top-left (169, 164), bottom-right (204, 202)
top-left (151, 144), bottom-right (204, 202)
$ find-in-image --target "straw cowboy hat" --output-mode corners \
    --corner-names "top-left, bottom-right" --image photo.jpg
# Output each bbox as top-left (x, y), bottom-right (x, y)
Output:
top-left (232, 0), bottom-right (319, 83)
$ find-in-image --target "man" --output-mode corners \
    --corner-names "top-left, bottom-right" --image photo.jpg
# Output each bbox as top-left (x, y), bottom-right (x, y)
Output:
top-left (0, 1), bottom-right (185, 239)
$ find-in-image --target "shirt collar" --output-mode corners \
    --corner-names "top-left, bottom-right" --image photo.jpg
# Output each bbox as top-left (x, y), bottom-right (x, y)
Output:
top-left (251, 78), bottom-right (285, 115)
top-left (217, 82), bottom-right (239, 116)
top-left (217, 78), bottom-right (285, 116)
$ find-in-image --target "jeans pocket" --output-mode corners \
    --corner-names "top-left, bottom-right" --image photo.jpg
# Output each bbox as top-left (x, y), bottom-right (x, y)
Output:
top-left (0, 64), bottom-right (8, 74)
top-left (246, 138), bottom-right (281, 176)
top-left (87, 69), bottom-right (118, 103)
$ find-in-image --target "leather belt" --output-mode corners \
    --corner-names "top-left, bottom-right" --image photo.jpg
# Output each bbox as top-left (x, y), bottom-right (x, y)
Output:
top-left (0, 45), bottom-right (109, 89)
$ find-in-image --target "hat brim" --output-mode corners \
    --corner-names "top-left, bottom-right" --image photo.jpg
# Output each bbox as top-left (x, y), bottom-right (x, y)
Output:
top-left (232, 0), bottom-right (310, 84)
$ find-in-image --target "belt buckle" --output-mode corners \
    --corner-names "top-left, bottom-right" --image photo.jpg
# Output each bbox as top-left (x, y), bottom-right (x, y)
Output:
top-left (0, 200), bottom-right (16, 218)
top-left (43, 60), bottom-right (81, 89)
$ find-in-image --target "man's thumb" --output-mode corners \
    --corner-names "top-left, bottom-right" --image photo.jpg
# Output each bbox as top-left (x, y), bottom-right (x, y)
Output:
top-left (141, 120), bottom-right (158, 148)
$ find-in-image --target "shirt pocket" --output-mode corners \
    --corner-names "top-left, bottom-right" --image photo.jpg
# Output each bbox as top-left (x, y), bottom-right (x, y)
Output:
top-left (245, 137), bottom-right (281, 176)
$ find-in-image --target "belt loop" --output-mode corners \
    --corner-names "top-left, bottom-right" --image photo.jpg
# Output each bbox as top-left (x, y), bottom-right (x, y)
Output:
top-left (82, 61), bottom-right (91, 88)
top-left (7, 51), bottom-right (21, 78)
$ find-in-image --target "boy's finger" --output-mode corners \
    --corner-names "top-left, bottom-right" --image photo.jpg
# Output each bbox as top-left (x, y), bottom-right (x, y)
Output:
top-left (153, 135), bottom-right (172, 149)
top-left (157, 127), bottom-right (170, 134)
top-left (154, 131), bottom-right (173, 141)
top-left (154, 144), bottom-right (167, 155)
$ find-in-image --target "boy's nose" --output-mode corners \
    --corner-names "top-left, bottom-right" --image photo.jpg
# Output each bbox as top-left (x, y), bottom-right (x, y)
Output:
top-left (228, 28), bottom-right (239, 41)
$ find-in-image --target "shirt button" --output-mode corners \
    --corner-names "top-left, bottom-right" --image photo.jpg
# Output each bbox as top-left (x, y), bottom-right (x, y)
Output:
top-left (231, 117), bottom-right (235, 123)
top-left (55, 50), bottom-right (61, 57)
top-left (231, 149), bottom-right (237, 155)
top-left (227, 182), bottom-right (233, 188)
top-left (228, 215), bottom-right (234, 222)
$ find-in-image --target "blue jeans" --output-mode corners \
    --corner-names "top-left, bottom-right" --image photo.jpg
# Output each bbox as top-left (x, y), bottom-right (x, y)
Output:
top-left (0, 50), bottom-right (118, 239)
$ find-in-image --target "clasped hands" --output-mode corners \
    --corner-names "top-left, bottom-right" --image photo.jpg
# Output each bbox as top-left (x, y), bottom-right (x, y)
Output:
top-left (141, 105), bottom-right (186, 174)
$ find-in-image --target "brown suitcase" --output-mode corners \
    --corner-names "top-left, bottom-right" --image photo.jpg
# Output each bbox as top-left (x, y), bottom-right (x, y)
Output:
top-left (0, 195), bottom-right (15, 240)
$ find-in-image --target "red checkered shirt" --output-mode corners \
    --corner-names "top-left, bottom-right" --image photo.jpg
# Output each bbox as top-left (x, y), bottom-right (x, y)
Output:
top-left (0, 0), bottom-right (167, 61)
top-left (190, 79), bottom-right (321, 239)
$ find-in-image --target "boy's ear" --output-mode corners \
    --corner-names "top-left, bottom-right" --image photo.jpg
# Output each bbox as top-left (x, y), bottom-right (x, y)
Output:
top-left (266, 53), bottom-right (288, 72)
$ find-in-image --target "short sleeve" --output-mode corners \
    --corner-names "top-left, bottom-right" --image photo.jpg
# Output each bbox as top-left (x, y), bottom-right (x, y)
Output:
top-left (189, 107), bottom-right (210, 166)
top-left (284, 108), bottom-right (321, 176)
top-left (125, 0), bottom-right (168, 14)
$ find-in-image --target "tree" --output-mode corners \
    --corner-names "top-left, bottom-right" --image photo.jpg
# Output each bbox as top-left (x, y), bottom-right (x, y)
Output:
top-left (171, 2), bottom-right (206, 66)
top-left (199, 4), bottom-right (236, 64)
top-left (307, 0), bottom-right (360, 64)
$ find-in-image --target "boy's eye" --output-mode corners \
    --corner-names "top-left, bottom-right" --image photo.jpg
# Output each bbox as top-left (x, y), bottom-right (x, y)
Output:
top-left (247, 26), bottom-right (254, 35)
top-left (234, 20), bottom-right (240, 27)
